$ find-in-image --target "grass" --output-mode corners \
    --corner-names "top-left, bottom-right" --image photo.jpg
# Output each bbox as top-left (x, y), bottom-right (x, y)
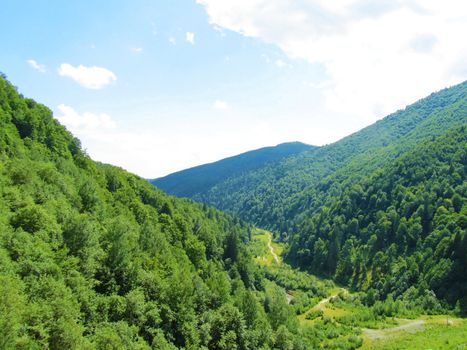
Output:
top-left (251, 228), bottom-right (282, 266)
top-left (360, 318), bottom-right (467, 349)
top-left (270, 239), bottom-right (284, 259)
top-left (251, 228), bottom-right (467, 349)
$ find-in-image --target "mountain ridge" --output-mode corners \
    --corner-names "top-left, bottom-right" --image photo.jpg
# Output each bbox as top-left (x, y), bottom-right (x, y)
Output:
top-left (151, 141), bottom-right (316, 198)
top-left (149, 81), bottom-right (467, 312)
top-left (175, 81), bottom-right (467, 230)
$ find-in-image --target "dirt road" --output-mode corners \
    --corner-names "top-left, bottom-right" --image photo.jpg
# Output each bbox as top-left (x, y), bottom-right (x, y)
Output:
top-left (363, 319), bottom-right (426, 340)
top-left (267, 232), bottom-right (279, 264)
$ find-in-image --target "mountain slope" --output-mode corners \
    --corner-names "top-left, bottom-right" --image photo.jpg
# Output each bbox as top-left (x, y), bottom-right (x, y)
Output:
top-left (151, 142), bottom-right (316, 198)
top-left (289, 125), bottom-right (467, 312)
top-left (151, 81), bottom-right (467, 311)
top-left (0, 75), bottom-right (315, 349)
top-left (178, 82), bottom-right (467, 233)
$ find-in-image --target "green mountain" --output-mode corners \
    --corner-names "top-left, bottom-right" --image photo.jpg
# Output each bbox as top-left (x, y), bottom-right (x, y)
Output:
top-left (154, 82), bottom-right (467, 311)
top-left (151, 142), bottom-right (315, 198)
top-left (187, 82), bottom-right (467, 231)
top-left (1, 71), bottom-right (465, 349)
top-left (0, 75), bottom-right (318, 349)
top-left (289, 125), bottom-right (467, 311)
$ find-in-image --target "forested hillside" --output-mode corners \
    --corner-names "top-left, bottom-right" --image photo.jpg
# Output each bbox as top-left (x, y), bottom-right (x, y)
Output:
top-left (1, 72), bottom-right (465, 350)
top-left (154, 82), bottom-right (467, 312)
top-left (151, 142), bottom-right (315, 198)
top-left (0, 75), bottom-right (316, 349)
top-left (288, 125), bottom-right (467, 313)
top-left (178, 82), bottom-right (466, 234)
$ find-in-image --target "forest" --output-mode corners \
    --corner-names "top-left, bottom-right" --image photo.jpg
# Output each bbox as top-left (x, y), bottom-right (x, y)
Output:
top-left (287, 125), bottom-right (467, 313)
top-left (157, 81), bottom-right (467, 314)
top-left (0, 72), bottom-right (466, 349)
top-left (151, 142), bottom-right (314, 198)
top-left (0, 74), bottom-right (323, 349)
top-left (185, 81), bottom-right (467, 234)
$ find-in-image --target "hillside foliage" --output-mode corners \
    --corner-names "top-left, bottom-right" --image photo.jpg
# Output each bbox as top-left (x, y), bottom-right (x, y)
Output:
top-left (0, 75), bottom-right (315, 349)
top-left (195, 82), bottom-right (466, 232)
top-left (288, 126), bottom-right (467, 313)
top-left (153, 81), bottom-right (467, 313)
top-left (151, 142), bottom-right (315, 198)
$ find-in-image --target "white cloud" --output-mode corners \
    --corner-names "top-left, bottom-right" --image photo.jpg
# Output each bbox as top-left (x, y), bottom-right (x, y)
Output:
top-left (53, 104), bottom-right (167, 177)
top-left (186, 32), bottom-right (195, 44)
top-left (131, 47), bottom-right (143, 53)
top-left (197, 0), bottom-right (467, 121)
top-left (169, 37), bottom-right (176, 45)
top-left (27, 59), bottom-right (46, 73)
top-left (213, 100), bottom-right (230, 110)
top-left (275, 59), bottom-right (290, 68)
top-left (261, 55), bottom-right (291, 68)
top-left (58, 63), bottom-right (117, 89)
top-left (213, 25), bottom-right (227, 37)
top-left (55, 104), bottom-right (116, 131)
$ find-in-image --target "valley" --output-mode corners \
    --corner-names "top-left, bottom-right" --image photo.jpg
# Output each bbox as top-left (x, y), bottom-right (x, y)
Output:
top-left (2, 2), bottom-right (467, 348)
top-left (156, 80), bottom-right (467, 333)
top-left (0, 74), bottom-right (465, 349)
top-left (251, 229), bottom-right (467, 349)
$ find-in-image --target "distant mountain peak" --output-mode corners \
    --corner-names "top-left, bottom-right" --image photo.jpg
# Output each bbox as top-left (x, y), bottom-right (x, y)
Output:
top-left (150, 141), bottom-right (317, 198)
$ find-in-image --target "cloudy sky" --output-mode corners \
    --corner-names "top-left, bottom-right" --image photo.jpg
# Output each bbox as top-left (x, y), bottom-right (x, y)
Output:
top-left (1, 0), bottom-right (466, 178)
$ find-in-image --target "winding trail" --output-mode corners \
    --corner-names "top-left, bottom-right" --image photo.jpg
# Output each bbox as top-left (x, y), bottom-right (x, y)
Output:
top-left (311, 289), bottom-right (345, 311)
top-left (256, 229), bottom-right (437, 347)
top-left (316, 295), bottom-right (335, 307)
top-left (363, 319), bottom-right (426, 340)
top-left (267, 233), bottom-right (279, 264)
top-left (263, 231), bottom-right (294, 303)
top-left (264, 230), bottom-right (343, 306)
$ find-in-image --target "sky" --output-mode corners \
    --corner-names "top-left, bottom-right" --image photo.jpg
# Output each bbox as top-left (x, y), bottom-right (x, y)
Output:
top-left (1, 0), bottom-right (466, 178)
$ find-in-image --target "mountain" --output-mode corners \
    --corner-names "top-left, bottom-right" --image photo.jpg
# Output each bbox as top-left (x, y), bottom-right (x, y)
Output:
top-left (186, 82), bottom-right (467, 232)
top-left (2, 71), bottom-right (465, 349)
top-left (289, 124), bottom-right (467, 311)
top-left (0, 74), bottom-right (316, 349)
top-left (151, 142), bottom-right (316, 198)
top-left (155, 82), bottom-right (466, 231)
top-left (153, 81), bottom-right (467, 311)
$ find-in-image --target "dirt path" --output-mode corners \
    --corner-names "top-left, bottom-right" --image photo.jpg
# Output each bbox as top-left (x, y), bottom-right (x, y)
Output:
top-left (363, 319), bottom-right (425, 340)
top-left (316, 296), bottom-right (334, 307)
top-left (267, 232), bottom-right (279, 264)
top-left (313, 288), bottom-right (347, 309)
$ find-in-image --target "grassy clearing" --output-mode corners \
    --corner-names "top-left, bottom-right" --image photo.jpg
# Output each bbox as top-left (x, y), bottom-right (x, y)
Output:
top-left (252, 229), bottom-right (279, 266)
top-left (360, 317), bottom-right (467, 349)
top-left (250, 228), bottom-right (466, 349)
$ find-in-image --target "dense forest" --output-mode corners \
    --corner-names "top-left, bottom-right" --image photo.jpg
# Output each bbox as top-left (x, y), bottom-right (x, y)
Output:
top-left (288, 126), bottom-right (467, 313)
top-left (183, 82), bottom-right (467, 233)
top-left (1, 72), bottom-right (466, 349)
top-left (0, 75), bottom-right (321, 349)
top-left (154, 82), bottom-right (467, 312)
top-left (151, 142), bottom-right (315, 198)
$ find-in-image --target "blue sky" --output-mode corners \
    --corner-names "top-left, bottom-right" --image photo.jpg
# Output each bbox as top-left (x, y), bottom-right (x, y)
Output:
top-left (1, 0), bottom-right (466, 177)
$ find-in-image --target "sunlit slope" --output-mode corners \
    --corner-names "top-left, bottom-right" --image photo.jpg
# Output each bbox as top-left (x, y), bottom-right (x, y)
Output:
top-left (188, 82), bottom-right (466, 232)
top-left (0, 74), bottom-right (318, 349)
top-left (151, 141), bottom-right (316, 198)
